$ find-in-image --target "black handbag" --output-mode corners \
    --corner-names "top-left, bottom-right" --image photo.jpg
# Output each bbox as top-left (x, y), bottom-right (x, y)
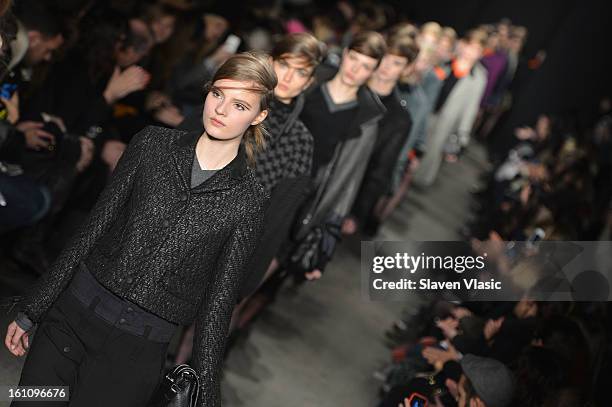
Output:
top-left (148, 364), bottom-right (200, 407)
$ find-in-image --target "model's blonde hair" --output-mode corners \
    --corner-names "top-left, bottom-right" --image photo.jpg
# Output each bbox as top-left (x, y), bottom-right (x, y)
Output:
top-left (207, 51), bottom-right (277, 165)
top-left (388, 22), bottom-right (419, 40)
top-left (421, 21), bottom-right (442, 38)
top-left (387, 33), bottom-right (420, 63)
top-left (440, 27), bottom-right (457, 42)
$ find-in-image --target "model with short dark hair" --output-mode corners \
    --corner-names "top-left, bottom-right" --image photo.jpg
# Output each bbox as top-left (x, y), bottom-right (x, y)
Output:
top-left (241, 32), bottom-right (326, 296)
top-left (348, 32), bottom-right (419, 236)
top-left (291, 30), bottom-right (386, 279)
top-left (5, 52), bottom-right (276, 407)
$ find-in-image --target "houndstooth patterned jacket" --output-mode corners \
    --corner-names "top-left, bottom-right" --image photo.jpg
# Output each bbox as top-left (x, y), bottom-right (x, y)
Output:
top-left (253, 98), bottom-right (313, 193)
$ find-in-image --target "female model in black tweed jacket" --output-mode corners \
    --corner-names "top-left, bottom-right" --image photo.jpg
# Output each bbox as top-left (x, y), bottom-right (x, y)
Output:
top-left (4, 53), bottom-right (276, 407)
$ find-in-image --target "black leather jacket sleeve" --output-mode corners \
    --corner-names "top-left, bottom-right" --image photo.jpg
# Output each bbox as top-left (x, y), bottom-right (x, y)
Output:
top-left (193, 203), bottom-right (265, 407)
top-left (19, 127), bottom-right (149, 323)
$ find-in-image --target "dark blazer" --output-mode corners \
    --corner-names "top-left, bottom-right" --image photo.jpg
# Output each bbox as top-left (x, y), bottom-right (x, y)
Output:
top-left (352, 87), bottom-right (413, 224)
top-left (19, 125), bottom-right (268, 406)
top-left (179, 98), bottom-right (315, 299)
top-left (296, 80), bottom-right (386, 238)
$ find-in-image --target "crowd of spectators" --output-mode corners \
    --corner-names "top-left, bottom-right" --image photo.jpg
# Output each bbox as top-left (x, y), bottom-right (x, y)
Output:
top-left (466, 100), bottom-right (612, 242)
top-left (1, 1), bottom-right (610, 406)
top-left (377, 298), bottom-right (608, 406)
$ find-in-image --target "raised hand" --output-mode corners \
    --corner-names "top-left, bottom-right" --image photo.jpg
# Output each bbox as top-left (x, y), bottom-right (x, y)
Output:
top-left (104, 66), bottom-right (151, 104)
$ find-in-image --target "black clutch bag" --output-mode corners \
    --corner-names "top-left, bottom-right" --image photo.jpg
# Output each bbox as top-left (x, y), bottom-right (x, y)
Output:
top-left (148, 364), bottom-right (200, 407)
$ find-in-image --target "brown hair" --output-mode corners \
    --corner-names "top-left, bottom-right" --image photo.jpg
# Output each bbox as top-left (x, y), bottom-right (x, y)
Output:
top-left (421, 21), bottom-right (442, 38)
top-left (348, 30), bottom-right (387, 63)
top-left (387, 22), bottom-right (418, 40)
top-left (463, 29), bottom-right (488, 48)
top-left (0, 0), bottom-right (10, 17)
top-left (353, 3), bottom-right (388, 32)
top-left (141, 3), bottom-right (180, 25)
top-left (510, 25), bottom-right (528, 40)
top-left (387, 33), bottom-right (420, 64)
top-left (207, 51), bottom-right (277, 164)
top-left (440, 26), bottom-right (457, 42)
top-left (271, 32), bottom-right (326, 69)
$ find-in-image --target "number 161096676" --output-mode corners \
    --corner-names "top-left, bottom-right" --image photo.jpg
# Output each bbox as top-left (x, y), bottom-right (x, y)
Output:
top-left (2, 386), bottom-right (69, 402)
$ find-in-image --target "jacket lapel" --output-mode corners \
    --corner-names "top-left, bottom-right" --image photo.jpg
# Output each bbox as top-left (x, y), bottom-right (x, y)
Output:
top-left (169, 129), bottom-right (249, 194)
top-left (170, 129), bottom-right (198, 192)
top-left (349, 86), bottom-right (386, 137)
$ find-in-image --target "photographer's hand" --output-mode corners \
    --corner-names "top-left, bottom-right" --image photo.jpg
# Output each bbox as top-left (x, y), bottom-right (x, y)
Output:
top-left (422, 344), bottom-right (460, 370)
top-left (484, 317), bottom-right (505, 341)
top-left (436, 316), bottom-right (459, 339)
top-left (17, 121), bottom-right (55, 151)
top-left (76, 136), bottom-right (95, 173)
top-left (41, 112), bottom-right (67, 133)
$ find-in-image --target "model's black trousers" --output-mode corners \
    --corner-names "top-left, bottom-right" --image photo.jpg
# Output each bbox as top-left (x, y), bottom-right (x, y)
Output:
top-left (12, 291), bottom-right (169, 407)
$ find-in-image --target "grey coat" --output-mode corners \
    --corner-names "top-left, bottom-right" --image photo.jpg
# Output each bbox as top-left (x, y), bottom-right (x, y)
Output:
top-left (298, 85), bottom-right (386, 236)
top-left (413, 62), bottom-right (487, 187)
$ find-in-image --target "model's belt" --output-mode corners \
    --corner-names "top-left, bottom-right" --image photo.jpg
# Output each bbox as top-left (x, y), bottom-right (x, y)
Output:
top-left (67, 262), bottom-right (177, 343)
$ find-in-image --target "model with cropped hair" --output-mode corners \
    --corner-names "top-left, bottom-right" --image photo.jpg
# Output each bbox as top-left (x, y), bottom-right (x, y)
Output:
top-left (5, 52), bottom-right (275, 407)
top-left (287, 30), bottom-right (387, 280)
top-left (348, 32), bottom-right (419, 236)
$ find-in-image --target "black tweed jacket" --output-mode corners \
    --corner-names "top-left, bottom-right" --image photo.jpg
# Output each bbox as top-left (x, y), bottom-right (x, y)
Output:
top-left (179, 98), bottom-right (314, 298)
top-left (19, 126), bottom-right (268, 406)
